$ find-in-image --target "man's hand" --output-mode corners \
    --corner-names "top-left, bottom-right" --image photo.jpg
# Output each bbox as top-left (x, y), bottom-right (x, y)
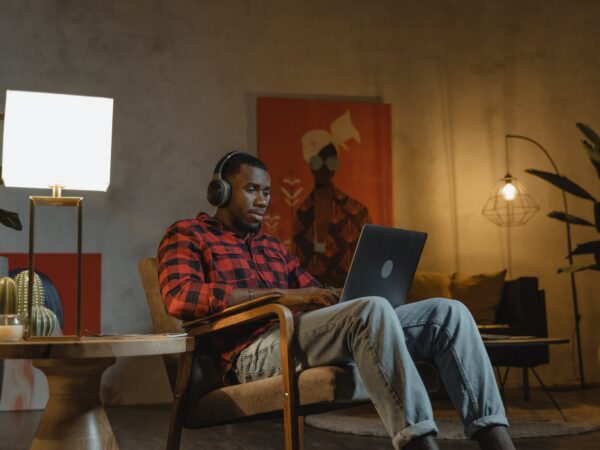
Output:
top-left (276, 287), bottom-right (340, 313)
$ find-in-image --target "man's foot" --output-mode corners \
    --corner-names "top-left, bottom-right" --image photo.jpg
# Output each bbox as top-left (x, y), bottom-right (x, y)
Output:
top-left (403, 433), bottom-right (440, 449)
top-left (473, 425), bottom-right (516, 450)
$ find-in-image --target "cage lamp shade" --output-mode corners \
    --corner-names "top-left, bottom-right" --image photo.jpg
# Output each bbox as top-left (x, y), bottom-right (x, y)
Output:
top-left (481, 173), bottom-right (540, 226)
top-left (2, 90), bottom-right (113, 192)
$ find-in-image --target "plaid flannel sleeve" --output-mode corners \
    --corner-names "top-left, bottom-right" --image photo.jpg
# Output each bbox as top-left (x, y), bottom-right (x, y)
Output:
top-left (157, 222), bottom-right (233, 320)
top-left (279, 242), bottom-right (321, 289)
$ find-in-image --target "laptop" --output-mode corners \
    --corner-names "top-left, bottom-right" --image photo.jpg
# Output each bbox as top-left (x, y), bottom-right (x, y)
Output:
top-left (339, 224), bottom-right (428, 307)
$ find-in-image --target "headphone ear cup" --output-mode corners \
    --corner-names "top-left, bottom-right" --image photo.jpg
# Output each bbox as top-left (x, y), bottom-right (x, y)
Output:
top-left (207, 178), bottom-right (231, 207)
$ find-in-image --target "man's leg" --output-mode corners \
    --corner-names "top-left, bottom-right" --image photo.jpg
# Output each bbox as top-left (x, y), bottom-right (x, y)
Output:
top-left (396, 298), bottom-right (510, 440)
top-left (234, 297), bottom-right (437, 449)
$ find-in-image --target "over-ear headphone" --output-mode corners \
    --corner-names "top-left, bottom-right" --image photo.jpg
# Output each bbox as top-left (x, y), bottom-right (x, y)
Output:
top-left (206, 151), bottom-right (245, 207)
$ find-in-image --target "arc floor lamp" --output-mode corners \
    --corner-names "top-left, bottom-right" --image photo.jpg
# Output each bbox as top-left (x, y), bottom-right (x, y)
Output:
top-left (482, 134), bottom-right (584, 388)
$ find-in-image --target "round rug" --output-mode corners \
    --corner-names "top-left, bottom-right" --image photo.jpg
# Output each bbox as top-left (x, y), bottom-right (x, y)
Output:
top-left (305, 390), bottom-right (600, 439)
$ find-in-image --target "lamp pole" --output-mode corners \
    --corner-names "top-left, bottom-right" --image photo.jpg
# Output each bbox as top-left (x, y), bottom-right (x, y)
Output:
top-left (506, 134), bottom-right (585, 388)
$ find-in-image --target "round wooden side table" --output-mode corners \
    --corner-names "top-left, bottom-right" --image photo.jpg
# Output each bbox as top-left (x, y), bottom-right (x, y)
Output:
top-left (0, 335), bottom-right (193, 450)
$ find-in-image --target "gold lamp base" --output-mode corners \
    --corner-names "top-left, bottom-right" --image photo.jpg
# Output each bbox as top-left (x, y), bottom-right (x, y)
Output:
top-left (27, 185), bottom-right (84, 340)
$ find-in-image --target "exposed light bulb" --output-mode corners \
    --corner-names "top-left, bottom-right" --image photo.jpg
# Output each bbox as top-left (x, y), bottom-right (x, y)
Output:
top-left (501, 182), bottom-right (517, 201)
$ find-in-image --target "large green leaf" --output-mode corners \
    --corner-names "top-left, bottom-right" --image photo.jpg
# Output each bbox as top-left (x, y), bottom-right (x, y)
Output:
top-left (568, 240), bottom-right (600, 257)
top-left (558, 262), bottom-right (600, 273)
top-left (581, 140), bottom-right (600, 179)
top-left (0, 209), bottom-right (22, 231)
top-left (577, 122), bottom-right (600, 148)
top-left (547, 211), bottom-right (594, 226)
top-left (525, 169), bottom-right (596, 201)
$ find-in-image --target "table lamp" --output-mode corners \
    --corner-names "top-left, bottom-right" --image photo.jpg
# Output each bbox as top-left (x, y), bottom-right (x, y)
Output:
top-left (2, 90), bottom-right (113, 339)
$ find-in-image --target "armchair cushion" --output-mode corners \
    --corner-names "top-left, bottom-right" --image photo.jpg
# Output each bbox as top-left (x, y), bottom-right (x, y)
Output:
top-left (184, 365), bottom-right (367, 427)
top-left (183, 361), bottom-right (439, 428)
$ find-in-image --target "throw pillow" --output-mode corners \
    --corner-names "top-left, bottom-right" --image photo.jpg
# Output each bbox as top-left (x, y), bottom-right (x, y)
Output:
top-left (451, 270), bottom-right (507, 324)
top-left (406, 272), bottom-right (453, 303)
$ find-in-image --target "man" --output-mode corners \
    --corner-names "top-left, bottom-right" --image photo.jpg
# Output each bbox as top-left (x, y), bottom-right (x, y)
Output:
top-left (157, 152), bottom-right (515, 450)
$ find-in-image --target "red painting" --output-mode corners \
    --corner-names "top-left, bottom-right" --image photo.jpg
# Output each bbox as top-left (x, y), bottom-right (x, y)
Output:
top-left (2, 253), bottom-right (101, 335)
top-left (257, 97), bottom-right (392, 286)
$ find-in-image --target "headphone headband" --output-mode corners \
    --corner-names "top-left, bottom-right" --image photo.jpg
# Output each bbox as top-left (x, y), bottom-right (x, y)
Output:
top-left (213, 151), bottom-right (244, 177)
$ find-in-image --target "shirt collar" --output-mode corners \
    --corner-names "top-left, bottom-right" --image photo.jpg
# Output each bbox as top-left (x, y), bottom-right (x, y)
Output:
top-left (196, 212), bottom-right (261, 242)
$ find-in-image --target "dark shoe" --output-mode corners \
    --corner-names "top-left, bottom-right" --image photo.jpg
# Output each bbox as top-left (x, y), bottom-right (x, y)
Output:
top-left (474, 425), bottom-right (516, 450)
top-left (403, 433), bottom-right (440, 450)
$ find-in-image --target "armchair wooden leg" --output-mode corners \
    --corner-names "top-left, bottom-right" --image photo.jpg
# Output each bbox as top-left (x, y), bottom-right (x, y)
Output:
top-left (278, 310), bottom-right (300, 450)
top-left (167, 350), bottom-right (193, 450)
top-left (298, 416), bottom-right (305, 450)
top-left (281, 368), bottom-right (300, 450)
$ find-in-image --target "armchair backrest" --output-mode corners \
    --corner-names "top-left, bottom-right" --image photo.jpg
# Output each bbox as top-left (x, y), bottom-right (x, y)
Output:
top-left (139, 257), bottom-right (184, 390)
top-left (139, 257), bottom-right (183, 334)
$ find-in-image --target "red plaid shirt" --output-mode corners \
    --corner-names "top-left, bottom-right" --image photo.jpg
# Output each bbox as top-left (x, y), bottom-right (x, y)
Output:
top-left (157, 212), bottom-right (319, 382)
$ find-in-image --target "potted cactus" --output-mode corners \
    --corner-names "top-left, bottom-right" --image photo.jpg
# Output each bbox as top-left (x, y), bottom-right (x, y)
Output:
top-left (525, 122), bottom-right (600, 273)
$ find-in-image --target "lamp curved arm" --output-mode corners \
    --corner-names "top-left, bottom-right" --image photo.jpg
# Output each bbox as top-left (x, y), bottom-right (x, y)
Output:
top-left (505, 134), bottom-right (560, 175)
top-left (504, 134), bottom-right (571, 252)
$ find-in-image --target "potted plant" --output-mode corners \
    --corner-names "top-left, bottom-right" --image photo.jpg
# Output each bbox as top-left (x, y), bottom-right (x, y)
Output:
top-left (526, 122), bottom-right (600, 273)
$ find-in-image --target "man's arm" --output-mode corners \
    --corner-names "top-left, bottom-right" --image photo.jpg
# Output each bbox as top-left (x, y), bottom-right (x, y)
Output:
top-left (239, 239), bottom-right (340, 312)
top-left (228, 286), bottom-right (340, 313)
top-left (158, 223), bottom-right (340, 318)
top-left (157, 222), bottom-right (233, 320)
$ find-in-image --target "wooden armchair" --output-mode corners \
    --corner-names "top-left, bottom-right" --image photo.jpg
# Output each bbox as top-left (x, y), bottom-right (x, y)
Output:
top-left (139, 257), bottom-right (438, 450)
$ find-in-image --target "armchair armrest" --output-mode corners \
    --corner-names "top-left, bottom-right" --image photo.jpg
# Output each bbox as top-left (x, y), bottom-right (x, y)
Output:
top-left (182, 292), bottom-right (282, 331)
top-left (183, 295), bottom-right (292, 341)
top-left (181, 293), bottom-right (301, 446)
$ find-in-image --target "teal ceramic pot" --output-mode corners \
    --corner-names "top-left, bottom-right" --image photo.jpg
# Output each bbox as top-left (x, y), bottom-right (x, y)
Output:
top-left (31, 306), bottom-right (59, 337)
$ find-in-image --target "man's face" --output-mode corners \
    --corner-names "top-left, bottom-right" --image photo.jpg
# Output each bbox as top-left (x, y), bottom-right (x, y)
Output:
top-left (222, 164), bottom-right (271, 236)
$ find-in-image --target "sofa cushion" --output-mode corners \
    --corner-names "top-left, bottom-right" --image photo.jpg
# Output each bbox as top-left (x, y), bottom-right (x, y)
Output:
top-left (451, 270), bottom-right (507, 324)
top-left (406, 271), bottom-right (452, 303)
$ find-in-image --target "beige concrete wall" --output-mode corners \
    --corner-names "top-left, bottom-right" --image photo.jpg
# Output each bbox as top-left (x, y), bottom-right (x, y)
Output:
top-left (0, 0), bottom-right (598, 403)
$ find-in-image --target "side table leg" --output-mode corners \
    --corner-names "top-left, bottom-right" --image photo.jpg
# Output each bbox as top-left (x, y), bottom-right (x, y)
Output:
top-left (530, 367), bottom-right (567, 421)
top-left (31, 357), bottom-right (117, 450)
top-left (167, 350), bottom-right (193, 450)
top-left (522, 367), bottom-right (530, 401)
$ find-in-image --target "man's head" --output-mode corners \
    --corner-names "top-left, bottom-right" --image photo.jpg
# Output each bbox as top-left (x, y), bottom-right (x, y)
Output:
top-left (210, 152), bottom-right (271, 238)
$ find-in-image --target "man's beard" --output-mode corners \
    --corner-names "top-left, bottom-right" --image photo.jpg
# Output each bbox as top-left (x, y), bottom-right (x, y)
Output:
top-left (232, 216), bottom-right (261, 234)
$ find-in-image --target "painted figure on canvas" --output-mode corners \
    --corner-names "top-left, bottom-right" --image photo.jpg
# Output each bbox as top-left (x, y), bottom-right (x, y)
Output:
top-left (293, 111), bottom-right (371, 286)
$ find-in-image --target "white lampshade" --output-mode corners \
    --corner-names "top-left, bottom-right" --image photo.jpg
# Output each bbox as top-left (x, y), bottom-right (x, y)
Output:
top-left (2, 90), bottom-right (113, 192)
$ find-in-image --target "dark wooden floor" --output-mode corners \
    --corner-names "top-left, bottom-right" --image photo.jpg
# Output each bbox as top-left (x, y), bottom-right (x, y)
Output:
top-left (2, 387), bottom-right (599, 449)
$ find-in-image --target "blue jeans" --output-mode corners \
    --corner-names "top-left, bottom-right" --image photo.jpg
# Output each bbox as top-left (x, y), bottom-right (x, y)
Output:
top-left (234, 297), bottom-right (508, 448)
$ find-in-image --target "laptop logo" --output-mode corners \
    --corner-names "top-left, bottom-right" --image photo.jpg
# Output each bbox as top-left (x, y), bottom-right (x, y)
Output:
top-left (381, 260), bottom-right (393, 279)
